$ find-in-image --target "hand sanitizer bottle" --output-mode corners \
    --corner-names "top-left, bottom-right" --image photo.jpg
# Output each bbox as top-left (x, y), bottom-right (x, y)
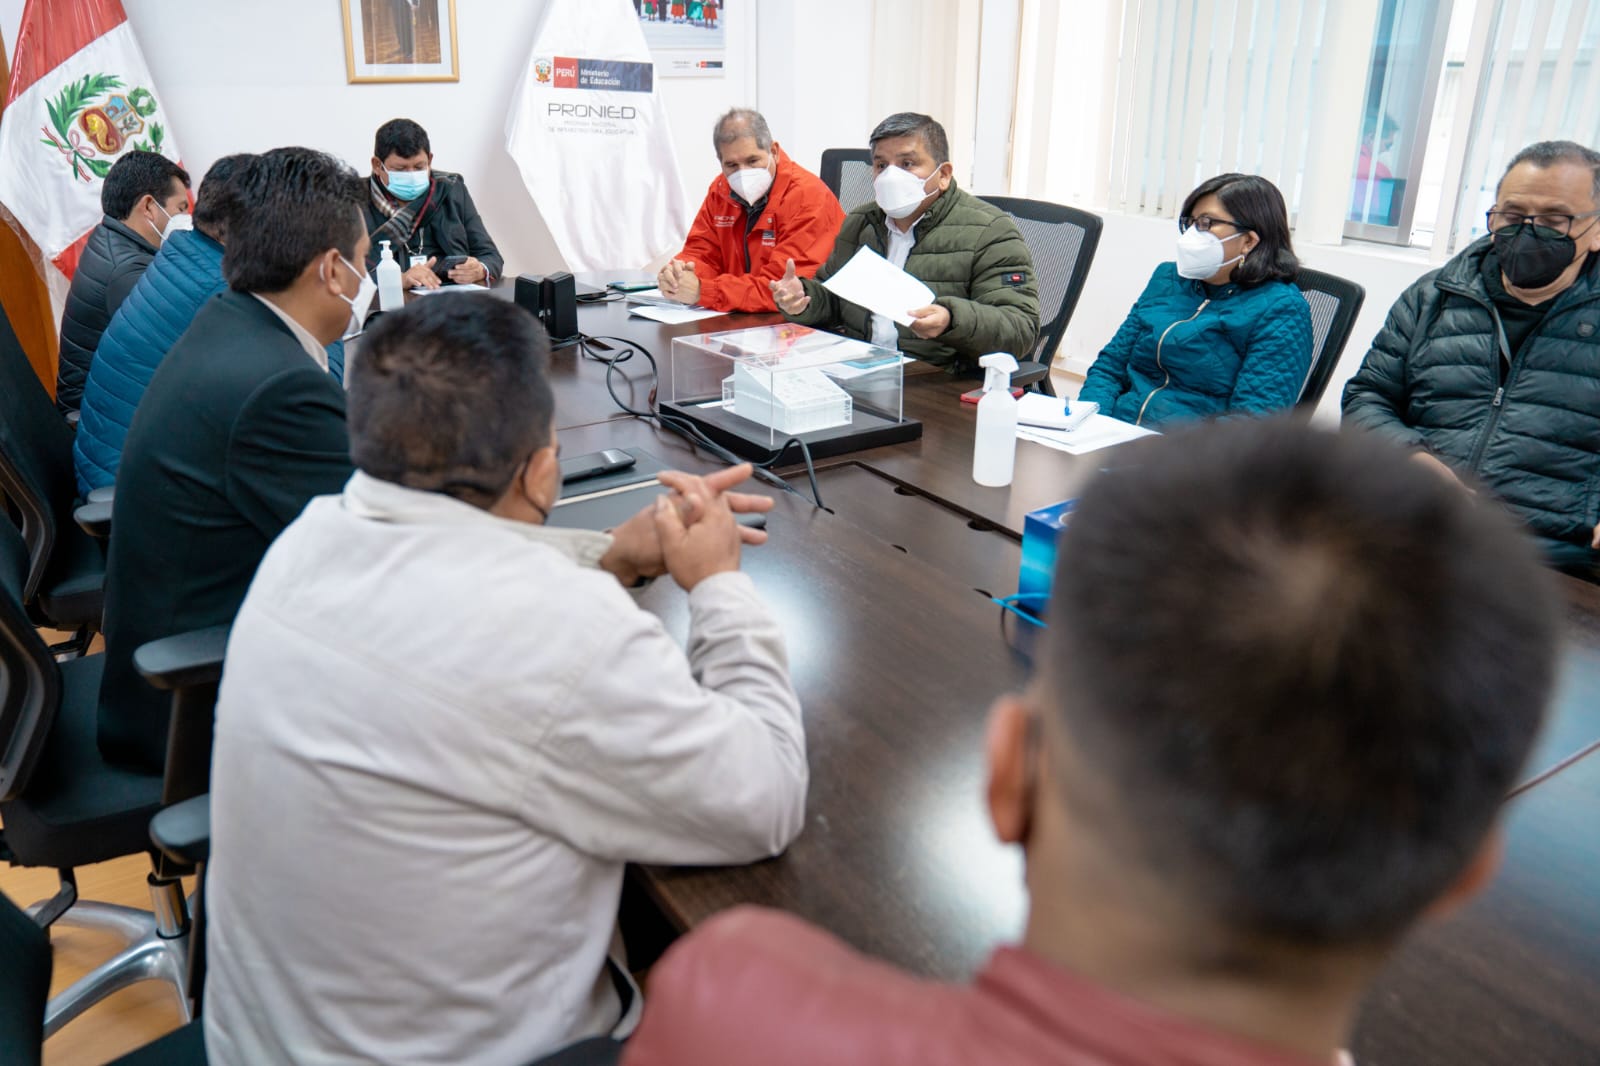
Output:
top-left (973, 352), bottom-right (1020, 487)
top-left (376, 240), bottom-right (404, 312)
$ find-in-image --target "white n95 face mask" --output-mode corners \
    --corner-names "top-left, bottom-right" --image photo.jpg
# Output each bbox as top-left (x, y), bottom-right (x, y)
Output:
top-left (728, 164), bottom-right (774, 204)
top-left (875, 165), bottom-right (934, 220)
top-left (328, 255), bottom-right (378, 337)
top-left (1175, 226), bottom-right (1247, 280)
top-left (154, 201), bottom-right (191, 241)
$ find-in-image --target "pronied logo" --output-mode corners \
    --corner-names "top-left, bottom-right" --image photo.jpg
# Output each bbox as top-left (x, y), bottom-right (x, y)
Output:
top-left (533, 58), bottom-right (553, 84)
top-left (546, 103), bottom-right (638, 120)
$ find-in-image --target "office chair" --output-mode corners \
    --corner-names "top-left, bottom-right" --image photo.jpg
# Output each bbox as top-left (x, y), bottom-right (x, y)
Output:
top-left (0, 306), bottom-right (105, 653)
top-left (0, 514), bottom-right (227, 1039)
top-left (1294, 267), bottom-right (1367, 409)
top-left (1, 885), bottom-right (208, 1064)
top-left (819, 148), bottom-right (875, 211)
top-left (5, 870), bottom-right (624, 1063)
top-left (979, 197), bottom-right (1104, 395)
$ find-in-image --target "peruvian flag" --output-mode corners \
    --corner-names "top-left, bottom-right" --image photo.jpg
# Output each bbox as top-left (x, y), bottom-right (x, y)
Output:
top-left (0, 0), bottom-right (183, 279)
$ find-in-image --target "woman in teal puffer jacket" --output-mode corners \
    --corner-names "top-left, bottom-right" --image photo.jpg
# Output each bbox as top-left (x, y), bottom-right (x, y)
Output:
top-left (1080, 174), bottom-right (1313, 428)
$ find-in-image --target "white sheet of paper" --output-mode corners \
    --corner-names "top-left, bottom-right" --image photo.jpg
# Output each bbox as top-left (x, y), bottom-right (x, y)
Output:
top-left (1016, 393), bottom-right (1098, 431)
top-left (625, 288), bottom-right (680, 307)
top-left (820, 246), bottom-right (936, 328)
top-left (409, 283), bottom-right (491, 294)
top-left (1017, 414), bottom-right (1157, 456)
top-left (628, 303), bottom-right (725, 325)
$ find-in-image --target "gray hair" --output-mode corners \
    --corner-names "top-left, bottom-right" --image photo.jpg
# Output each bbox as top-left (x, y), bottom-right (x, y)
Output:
top-left (712, 108), bottom-right (772, 155)
top-left (1499, 140), bottom-right (1600, 205)
top-left (869, 112), bottom-right (950, 166)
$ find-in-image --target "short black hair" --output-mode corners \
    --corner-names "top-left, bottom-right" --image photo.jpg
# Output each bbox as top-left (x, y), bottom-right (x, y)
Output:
top-left (869, 112), bottom-right (950, 167)
top-left (191, 153), bottom-right (256, 243)
top-left (1181, 173), bottom-right (1299, 287)
top-left (375, 118), bottom-right (431, 162)
top-left (348, 295), bottom-right (554, 507)
top-left (101, 150), bottom-right (190, 220)
top-left (1499, 140), bottom-right (1600, 205)
top-left (222, 147), bottom-right (366, 294)
top-left (1044, 418), bottom-right (1557, 949)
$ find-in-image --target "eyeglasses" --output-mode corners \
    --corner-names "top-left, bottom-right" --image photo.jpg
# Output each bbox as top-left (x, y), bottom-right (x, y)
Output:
top-left (1486, 209), bottom-right (1600, 238)
top-left (1178, 214), bottom-right (1243, 234)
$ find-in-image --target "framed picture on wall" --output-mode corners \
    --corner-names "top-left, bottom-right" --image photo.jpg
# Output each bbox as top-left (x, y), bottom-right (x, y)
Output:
top-left (342, 0), bottom-right (460, 83)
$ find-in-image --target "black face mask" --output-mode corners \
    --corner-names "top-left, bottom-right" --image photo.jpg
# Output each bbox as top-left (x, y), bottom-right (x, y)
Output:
top-left (1496, 224), bottom-right (1583, 290)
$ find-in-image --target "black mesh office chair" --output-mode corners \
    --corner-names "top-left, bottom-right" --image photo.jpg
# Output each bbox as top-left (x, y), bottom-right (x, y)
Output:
top-left (0, 513), bottom-right (226, 1039)
top-left (819, 148), bottom-right (875, 211)
top-left (1294, 268), bottom-right (1367, 409)
top-left (979, 196), bottom-right (1104, 395)
top-left (0, 885), bottom-right (208, 1064)
top-left (0, 306), bottom-right (105, 652)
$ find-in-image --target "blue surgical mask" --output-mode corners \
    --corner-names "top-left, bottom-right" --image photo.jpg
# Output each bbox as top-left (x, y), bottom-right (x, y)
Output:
top-left (384, 168), bottom-right (430, 202)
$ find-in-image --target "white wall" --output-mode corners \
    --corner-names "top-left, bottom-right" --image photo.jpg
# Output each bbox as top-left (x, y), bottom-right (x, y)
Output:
top-left (1, 0), bottom-right (756, 276)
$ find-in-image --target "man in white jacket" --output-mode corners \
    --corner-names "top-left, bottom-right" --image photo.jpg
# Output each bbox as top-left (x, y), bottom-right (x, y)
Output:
top-left (203, 294), bottom-right (806, 1066)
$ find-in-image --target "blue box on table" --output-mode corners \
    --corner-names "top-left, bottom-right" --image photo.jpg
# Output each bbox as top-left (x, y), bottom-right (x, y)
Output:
top-left (1013, 499), bottom-right (1077, 620)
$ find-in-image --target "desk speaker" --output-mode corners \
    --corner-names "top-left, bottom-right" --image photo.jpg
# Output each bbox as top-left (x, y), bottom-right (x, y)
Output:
top-left (514, 272), bottom-right (579, 345)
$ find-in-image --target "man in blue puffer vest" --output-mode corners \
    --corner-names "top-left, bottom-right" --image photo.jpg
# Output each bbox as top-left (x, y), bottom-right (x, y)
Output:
top-left (74, 154), bottom-right (347, 496)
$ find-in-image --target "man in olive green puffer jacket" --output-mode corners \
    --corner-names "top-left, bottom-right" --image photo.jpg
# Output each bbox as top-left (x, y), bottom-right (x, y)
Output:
top-left (771, 113), bottom-right (1040, 372)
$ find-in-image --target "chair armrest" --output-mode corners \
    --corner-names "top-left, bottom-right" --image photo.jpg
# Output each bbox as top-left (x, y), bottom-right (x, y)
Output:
top-left (73, 499), bottom-right (113, 539)
top-left (1012, 363), bottom-right (1051, 391)
top-left (85, 485), bottom-right (115, 505)
top-left (134, 625), bottom-right (230, 691)
top-left (149, 794), bottom-right (210, 866)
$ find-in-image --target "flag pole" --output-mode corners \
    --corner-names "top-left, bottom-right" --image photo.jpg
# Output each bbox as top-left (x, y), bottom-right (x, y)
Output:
top-left (0, 26), bottom-right (61, 395)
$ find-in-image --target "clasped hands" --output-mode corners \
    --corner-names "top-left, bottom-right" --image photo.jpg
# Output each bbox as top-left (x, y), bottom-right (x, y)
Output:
top-left (768, 257), bottom-right (950, 338)
top-left (600, 464), bottom-right (773, 590)
top-left (658, 259), bottom-right (701, 305)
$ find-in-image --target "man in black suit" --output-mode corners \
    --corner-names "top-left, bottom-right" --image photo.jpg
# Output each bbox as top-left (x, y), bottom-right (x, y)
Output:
top-left (97, 147), bottom-right (369, 772)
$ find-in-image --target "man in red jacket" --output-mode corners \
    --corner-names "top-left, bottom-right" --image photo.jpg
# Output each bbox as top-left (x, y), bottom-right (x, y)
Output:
top-left (658, 108), bottom-right (843, 313)
top-left (620, 419), bottom-right (1560, 1066)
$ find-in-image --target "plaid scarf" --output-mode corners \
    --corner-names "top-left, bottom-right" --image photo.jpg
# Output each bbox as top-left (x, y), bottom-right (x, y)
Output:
top-left (367, 174), bottom-right (437, 253)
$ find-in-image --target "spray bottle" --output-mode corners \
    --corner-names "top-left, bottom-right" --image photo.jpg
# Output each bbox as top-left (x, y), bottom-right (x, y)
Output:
top-left (376, 240), bottom-right (405, 312)
top-left (973, 352), bottom-right (1020, 486)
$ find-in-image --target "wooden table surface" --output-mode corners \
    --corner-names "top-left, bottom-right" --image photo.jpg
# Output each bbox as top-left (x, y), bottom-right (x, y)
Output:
top-left (557, 301), bottom-right (1600, 1064)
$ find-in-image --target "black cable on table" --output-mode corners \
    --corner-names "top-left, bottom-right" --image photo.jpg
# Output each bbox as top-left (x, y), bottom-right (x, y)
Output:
top-left (577, 333), bottom-right (826, 510)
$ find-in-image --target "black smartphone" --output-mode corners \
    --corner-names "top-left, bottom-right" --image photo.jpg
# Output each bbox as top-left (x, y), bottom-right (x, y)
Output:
top-left (560, 449), bottom-right (637, 485)
top-left (433, 255), bottom-right (471, 279)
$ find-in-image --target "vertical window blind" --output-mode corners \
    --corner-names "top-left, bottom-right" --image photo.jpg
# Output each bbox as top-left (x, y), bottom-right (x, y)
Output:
top-left (1437, 0), bottom-right (1600, 256)
top-left (1098, 0), bottom-right (1332, 218)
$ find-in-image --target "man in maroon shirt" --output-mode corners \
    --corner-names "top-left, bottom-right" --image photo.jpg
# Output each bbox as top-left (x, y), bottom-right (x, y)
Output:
top-left (621, 418), bottom-right (1560, 1066)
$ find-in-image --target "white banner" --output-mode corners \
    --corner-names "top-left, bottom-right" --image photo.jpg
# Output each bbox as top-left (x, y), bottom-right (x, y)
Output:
top-left (504, 0), bottom-right (689, 273)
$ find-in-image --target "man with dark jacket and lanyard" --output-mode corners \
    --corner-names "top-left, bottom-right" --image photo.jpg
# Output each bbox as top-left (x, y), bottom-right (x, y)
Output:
top-left (55, 150), bottom-right (191, 416)
top-left (771, 112), bottom-right (1039, 372)
top-left (363, 117), bottom-right (504, 290)
top-left (1343, 140), bottom-right (1600, 573)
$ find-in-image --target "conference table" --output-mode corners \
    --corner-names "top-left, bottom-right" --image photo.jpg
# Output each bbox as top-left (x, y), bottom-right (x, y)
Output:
top-left (540, 292), bottom-right (1600, 1064)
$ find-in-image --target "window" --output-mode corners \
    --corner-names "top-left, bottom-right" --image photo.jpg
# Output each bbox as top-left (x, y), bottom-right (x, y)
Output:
top-left (1344, 0), bottom-right (1454, 244)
